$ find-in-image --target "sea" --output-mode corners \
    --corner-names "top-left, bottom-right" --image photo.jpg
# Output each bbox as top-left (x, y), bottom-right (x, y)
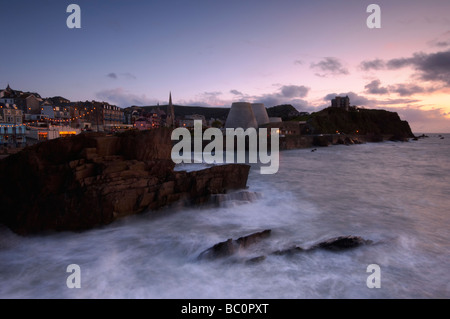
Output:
top-left (0, 134), bottom-right (449, 299)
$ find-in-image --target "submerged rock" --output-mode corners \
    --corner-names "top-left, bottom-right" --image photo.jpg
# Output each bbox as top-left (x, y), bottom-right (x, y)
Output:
top-left (245, 256), bottom-right (266, 265)
top-left (313, 135), bottom-right (331, 147)
top-left (199, 231), bottom-right (371, 263)
top-left (198, 229), bottom-right (271, 260)
top-left (271, 236), bottom-right (370, 256)
top-left (310, 235), bottom-right (372, 251)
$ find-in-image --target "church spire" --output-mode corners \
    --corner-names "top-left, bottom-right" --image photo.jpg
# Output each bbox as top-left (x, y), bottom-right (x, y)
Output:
top-left (167, 91), bottom-right (175, 127)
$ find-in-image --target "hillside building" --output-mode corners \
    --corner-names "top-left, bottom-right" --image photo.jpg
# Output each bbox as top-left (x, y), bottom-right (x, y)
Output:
top-left (331, 95), bottom-right (350, 111)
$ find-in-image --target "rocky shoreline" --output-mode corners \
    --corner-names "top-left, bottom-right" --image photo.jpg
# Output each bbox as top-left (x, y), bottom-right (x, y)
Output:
top-left (0, 129), bottom-right (250, 235)
top-left (0, 121), bottom-right (421, 235)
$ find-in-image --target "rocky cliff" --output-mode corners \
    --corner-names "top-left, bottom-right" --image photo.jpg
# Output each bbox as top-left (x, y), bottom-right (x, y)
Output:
top-left (308, 107), bottom-right (415, 141)
top-left (0, 129), bottom-right (250, 235)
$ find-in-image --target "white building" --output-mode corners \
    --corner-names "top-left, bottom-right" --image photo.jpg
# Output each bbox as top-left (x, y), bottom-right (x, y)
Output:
top-left (26, 125), bottom-right (81, 142)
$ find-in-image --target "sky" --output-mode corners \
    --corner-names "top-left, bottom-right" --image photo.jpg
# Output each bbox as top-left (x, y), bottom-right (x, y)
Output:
top-left (1, 0), bottom-right (450, 133)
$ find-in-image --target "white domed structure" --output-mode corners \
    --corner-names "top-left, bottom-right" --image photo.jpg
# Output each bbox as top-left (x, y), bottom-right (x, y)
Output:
top-left (251, 103), bottom-right (270, 127)
top-left (225, 102), bottom-right (258, 129)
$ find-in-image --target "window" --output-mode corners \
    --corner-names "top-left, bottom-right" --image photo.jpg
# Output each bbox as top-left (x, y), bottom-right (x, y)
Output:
top-left (38, 132), bottom-right (48, 141)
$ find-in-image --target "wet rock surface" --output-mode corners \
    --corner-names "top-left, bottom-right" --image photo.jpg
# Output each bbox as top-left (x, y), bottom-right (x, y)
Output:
top-left (199, 231), bottom-right (372, 263)
top-left (0, 129), bottom-right (250, 235)
top-left (198, 230), bottom-right (271, 260)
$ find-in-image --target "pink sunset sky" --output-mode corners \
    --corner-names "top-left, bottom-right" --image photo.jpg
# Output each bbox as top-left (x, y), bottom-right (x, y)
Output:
top-left (2, 0), bottom-right (450, 132)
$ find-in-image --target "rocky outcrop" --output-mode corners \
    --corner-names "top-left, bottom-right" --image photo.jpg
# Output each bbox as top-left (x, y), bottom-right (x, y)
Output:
top-left (309, 235), bottom-right (372, 251)
top-left (308, 107), bottom-right (415, 140)
top-left (313, 135), bottom-right (331, 147)
top-left (198, 230), bottom-right (372, 263)
top-left (0, 129), bottom-right (250, 235)
top-left (198, 230), bottom-right (271, 260)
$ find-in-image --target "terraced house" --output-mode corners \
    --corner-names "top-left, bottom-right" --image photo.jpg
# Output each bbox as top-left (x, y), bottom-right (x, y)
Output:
top-left (0, 103), bottom-right (26, 146)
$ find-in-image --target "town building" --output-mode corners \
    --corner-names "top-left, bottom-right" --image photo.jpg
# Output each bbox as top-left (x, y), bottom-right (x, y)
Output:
top-left (81, 101), bottom-right (124, 132)
top-left (0, 103), bottom-right (27, 146)
top-left (133, 112), bottom-right (161, 130)
top-left (0, 85), bottom-right (42, 113)
top-left (26, 125), bottom-right (81, 141)
top-left (40, 101), bottom-right (55, 119)
top-left (178, 114), bottom-right (207, 128)
top-left (261, 121), bottom-right (307, 137)
top-left (331, 95), bottom-right (350, 111)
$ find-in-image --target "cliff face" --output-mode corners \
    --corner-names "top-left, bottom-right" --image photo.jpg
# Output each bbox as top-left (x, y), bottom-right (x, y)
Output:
top-left (0, 129), bottom-right (250, 235)
top-left (308, 107), bottom-right (414, 140)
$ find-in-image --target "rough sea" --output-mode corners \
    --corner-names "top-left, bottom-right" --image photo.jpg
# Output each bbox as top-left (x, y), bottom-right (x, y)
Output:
top-left (1, 134), bottom-right (449, 299)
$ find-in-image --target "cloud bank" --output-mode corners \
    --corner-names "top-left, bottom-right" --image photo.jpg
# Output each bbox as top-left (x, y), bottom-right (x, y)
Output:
top-left (360, 49), bottom-right (450, 85)
top-left (311, 57), bottom-right (349, 77)
top-left (96, 88), bottom-right (157, 107)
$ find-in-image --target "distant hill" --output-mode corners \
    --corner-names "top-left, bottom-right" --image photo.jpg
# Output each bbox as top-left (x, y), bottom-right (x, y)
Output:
top-left (136, 103), bottom-right (306, 122)
top-left (266, 104), bottom-right (302, 121)
top-left (308, 107), bottom-right (414, 139)
top-left (140, 105), bottom-right (231, 120)
top-left (46, 96), bottom-right (71, 105)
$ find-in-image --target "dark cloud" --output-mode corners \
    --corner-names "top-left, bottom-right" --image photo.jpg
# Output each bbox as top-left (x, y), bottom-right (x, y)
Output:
top-left (359, 59), bottom-right (385, 71)
top-left (364, 79), bottom-right (389, 94)
top-left (360, 56), bottom-right (416, 71)
top-left (435, 41), bottom-right (450, 48)
top-left (377, 98), bottom-right (420, 105)
top-left (385, 56), bottom-right (417, 69)
top-left (416, 50), bottom-right (450, 84)
top-left (230, 89), bottom-right (243, 96)
top-left (254, 85), bottom-right (310, 108)
top-left (310, 57), bottom-right (349, 77)
top-left (107, 73), bottom-right (118, 79)
top-left (428, 31), bottom-right (450, 48)
top-left (280, 85), bottom-right (309, 98)
top-left (387, 83), bottom-right (426, 96)
top-left (294, 60), bottom-right (303, 65)
top-left (359, 49), bottom-right (450, 85)
top-left (364, 79), bottom-right (432, 97)
top-left (106, 72), bottom-right (137, 80)
top-left (323, 91), bottom-right (418, 109)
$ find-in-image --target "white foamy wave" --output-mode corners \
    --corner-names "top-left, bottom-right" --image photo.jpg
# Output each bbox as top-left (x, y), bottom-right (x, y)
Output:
top-left (1, 137), bottom-right (450, 298)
